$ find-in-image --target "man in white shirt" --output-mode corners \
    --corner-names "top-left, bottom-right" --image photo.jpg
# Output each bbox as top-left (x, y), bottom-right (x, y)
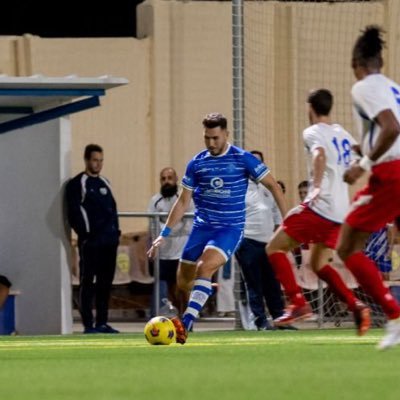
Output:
top-left (336, 26), bottom-right (400, 349)
top-left (235, 150), bottom-right (290, 330)
top-left (266, 89), bottom-right (370, 335)
top-left (148, 167), bottom-right (194, 314)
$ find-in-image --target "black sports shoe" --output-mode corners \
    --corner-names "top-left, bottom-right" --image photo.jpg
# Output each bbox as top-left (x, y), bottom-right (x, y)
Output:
top-left (83, 326), bottom-right (99, 334)
top-left (277, 325), bottom-right (298, 331)
top-left (95, 324), bottom-right (120, 334)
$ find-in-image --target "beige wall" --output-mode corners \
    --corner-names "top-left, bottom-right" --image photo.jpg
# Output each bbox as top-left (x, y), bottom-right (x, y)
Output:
top-left (13, 36), bottom-right (152, 232)
top-left (138, 0), bottom-right (233, 190)
top-left (243, 1), bottom-right (386, 202)
top-left (0, 0), bottom-right (399, 231)
top-left (0, 37), bottom-right (18, 75)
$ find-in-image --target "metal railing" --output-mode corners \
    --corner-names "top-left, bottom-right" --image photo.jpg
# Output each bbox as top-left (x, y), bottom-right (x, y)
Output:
top-left (118, 211), bottom-right (194, 316)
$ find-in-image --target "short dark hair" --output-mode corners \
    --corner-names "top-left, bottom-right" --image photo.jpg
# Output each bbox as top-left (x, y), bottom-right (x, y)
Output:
top-left (250, 150), bottom-right (264, 162)
top-left (298, 180), bottom-right (309, 190)
top-left (352, 25), bottom-right (384, 69)
top-left (202, 113), bottom-right (227, 130)
top-left (84, 144), bottom-right (103, 160)
top-left (307, 89), bottom-right (333, 116)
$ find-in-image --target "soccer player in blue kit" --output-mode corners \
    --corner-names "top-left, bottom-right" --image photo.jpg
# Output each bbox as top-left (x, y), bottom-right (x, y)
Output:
top-left (148, 113), bottom-right (286, 344)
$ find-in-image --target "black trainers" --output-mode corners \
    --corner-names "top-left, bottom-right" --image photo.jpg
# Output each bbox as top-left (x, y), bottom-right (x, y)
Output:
top-left (83, 326), bottom-right (99, 334)
top-left (255, 317), bottom-right (275, 331)
top-left (277, 325), bottom-right (299, 331)
top-left (95, 324), bottom-right (120, 334)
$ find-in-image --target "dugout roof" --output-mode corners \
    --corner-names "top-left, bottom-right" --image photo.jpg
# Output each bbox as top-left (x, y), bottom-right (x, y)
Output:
top-left (0, 75), bottom-right (128, 134)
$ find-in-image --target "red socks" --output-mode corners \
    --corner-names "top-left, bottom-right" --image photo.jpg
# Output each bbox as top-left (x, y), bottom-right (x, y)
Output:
top-left (317, 265), bottom-right (357, 311)
top-left (269, 252), bottom-right (306, 307)
top-left (344, 252), bottom-right (400, 320)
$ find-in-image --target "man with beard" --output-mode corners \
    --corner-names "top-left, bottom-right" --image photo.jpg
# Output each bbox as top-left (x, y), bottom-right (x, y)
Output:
top-left (148, 167), bottom-right (194, 315)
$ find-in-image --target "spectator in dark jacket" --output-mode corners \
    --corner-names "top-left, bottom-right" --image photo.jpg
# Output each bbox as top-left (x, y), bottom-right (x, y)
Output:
top-left (65, 144), bottom-right (120, 334)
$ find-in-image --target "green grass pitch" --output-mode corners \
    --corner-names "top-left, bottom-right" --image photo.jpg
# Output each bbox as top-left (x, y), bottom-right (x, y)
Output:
top-left (0, 329), bottom-right (399, 400)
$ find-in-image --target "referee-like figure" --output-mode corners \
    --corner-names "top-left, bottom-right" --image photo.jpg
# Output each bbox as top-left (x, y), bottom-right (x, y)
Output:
top-left (66, 144), bottom-right (120, 334)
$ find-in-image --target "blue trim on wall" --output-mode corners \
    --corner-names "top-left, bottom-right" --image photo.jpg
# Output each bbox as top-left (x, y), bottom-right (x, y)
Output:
top-left (0, 88), bottom-right (105, 97)
top-left (0, 106), bottom-right (33, 114)
top-left (0, 96), bottom-right (100, 134)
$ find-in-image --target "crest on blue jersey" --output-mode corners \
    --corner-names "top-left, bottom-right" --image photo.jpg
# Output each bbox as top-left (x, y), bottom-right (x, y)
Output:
top-left (210, 177), bottom-right (224, 188)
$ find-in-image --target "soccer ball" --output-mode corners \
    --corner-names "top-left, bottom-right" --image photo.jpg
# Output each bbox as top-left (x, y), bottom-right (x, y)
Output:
top-left (144, 316), bottom-right (176, 345)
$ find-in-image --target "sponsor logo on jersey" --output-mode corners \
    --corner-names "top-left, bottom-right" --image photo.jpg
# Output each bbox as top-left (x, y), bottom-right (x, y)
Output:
top-left (210, 177), bottom-right (224, 189)
top-left (205, 177), bottom-right (231, 198)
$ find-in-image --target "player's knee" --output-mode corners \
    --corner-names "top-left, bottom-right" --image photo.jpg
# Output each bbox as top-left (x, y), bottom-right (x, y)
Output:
top-left (336, 243), bottom-right (350, 261)
top-left (266, 242), bottom-right (277, 256)
top-left (196, 260), bottom-right (218, 279)
top-left (176, 275), bottom-right (192, 292)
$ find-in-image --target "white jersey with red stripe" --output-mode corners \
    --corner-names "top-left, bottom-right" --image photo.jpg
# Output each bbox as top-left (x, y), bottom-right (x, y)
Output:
top-left (303, 123), bottom-right (357, 223)
top-left (352, 73), bottom-right (400, 164)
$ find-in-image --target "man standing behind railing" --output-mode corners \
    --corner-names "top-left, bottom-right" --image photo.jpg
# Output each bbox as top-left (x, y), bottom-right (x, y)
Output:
top-left (148, 167), bottom-right (194, 315)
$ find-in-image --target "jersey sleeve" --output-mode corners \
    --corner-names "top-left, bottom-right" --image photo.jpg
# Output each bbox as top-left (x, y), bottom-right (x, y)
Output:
top-left (352, 80), bottom-right (391, 120)
top-left (181, 159), bottom-right (196, 190)
top-left (303, 126), bottom-right (326, 153)
top-left (243, 151), bottom-right (270, 182)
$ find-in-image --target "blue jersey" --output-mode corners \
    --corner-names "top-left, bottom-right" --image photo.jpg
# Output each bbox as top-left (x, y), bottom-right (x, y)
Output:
top-left (182, 144), bottom-right (270, 230)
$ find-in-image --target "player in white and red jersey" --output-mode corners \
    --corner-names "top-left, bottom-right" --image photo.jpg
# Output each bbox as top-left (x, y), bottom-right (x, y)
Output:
top-left (336, 26), bottom-right (400, 350)
top-left (266, 89), bottom-right (371, 335)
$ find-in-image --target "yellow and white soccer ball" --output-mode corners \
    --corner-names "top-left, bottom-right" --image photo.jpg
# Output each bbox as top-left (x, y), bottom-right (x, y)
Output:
top-left (144, 316), bottom-right (176, 345)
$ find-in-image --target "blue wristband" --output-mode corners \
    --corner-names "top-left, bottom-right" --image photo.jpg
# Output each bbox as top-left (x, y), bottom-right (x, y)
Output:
top-left (160, 226), bottom-right (171, 237)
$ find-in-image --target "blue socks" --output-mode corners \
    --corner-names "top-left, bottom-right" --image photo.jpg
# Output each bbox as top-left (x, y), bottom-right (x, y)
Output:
top-left (182, 278), bottom-right (212, 331)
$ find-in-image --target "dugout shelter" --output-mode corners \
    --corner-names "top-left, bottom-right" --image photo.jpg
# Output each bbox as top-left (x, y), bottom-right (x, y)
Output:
top-left (0, 75), bottom-right (128, 334)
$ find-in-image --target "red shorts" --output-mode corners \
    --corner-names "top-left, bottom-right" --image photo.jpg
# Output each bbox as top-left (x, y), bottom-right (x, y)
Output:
top-left (282, 205), bottom-right (340, 249)
top-left (346, 160), bottom-right (400, 232)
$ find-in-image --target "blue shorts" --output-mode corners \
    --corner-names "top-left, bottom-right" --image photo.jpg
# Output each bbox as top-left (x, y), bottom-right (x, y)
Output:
top-left (180, 225), bottom-right (243, 264)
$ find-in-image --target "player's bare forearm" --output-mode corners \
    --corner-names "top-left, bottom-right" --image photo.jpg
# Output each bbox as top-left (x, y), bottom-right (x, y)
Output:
top-left (163, 187), bottom-right (192, 229)
top-left (147, 188), bottom-right (192, 259)
top-left (352, 144), bottom-right (362, 157)
top-left (368, 109), bottom-right (400, 161)
top-left (343, 164), bottom-right (365, 185)
top-left (306, 148), bottom-right (325, 202)
top-left (260, 174), bottom-right (287, 217)
top-left (312, 148), bottom-right (326, 189)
